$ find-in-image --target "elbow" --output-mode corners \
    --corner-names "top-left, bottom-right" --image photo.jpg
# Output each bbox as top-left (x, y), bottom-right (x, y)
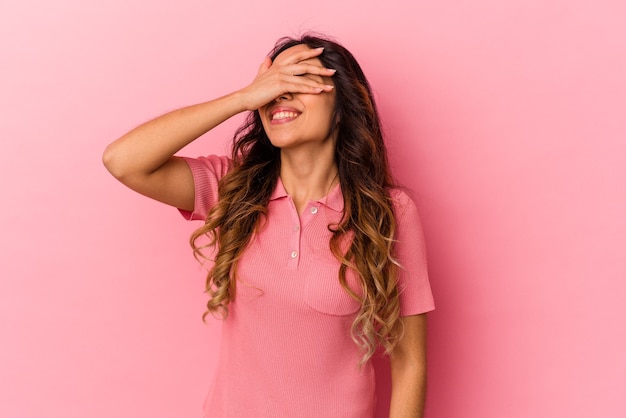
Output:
top-left (102, 143), bottom-right (117, 176)
top-left (102, 142), bottom-right (127, 181)
top-left (102, 143), bottom-right (114, 171)
top-left (102, 142), bottom-right (125, 180)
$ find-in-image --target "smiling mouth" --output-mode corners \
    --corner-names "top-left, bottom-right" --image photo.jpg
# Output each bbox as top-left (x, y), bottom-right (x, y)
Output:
top-left (271, 111), bottom-right (300, 121)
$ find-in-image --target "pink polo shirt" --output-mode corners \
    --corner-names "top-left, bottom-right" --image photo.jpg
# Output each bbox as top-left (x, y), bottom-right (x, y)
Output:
top-left (180, 155), bottom-right (434, 418)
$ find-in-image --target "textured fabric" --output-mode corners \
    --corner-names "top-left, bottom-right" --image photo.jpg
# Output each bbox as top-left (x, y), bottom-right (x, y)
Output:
top-left (180, 155), bottom-right (435, 418)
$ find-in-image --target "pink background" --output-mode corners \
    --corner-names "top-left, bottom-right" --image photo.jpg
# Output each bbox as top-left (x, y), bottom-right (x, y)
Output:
top-left (1, 0), bottom-right (625, 417)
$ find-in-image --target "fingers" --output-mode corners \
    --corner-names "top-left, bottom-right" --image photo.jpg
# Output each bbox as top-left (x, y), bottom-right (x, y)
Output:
top-left (242, 47), bottom-right (334, 110)
top-left (268, 75), bottom-right (330, 96)
top-left (273, 47), bottom-right (335, 77)
top-left (268, 61), bottom-right (335, 94)
top-left (279, 77), bottom-right (334, 94)
top-left (285, 63), bottom-right (336, 77)
top-left (278, 46), bottom-right (325, 66)
top-left (267, 45), bottom-right (335, 82)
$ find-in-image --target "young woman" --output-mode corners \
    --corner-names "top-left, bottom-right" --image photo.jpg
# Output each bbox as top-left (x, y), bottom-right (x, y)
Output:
top-left (103, 34), bottom-right (434, 418)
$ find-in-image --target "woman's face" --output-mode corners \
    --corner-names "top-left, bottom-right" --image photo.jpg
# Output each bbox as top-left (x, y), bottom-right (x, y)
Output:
top-left (259, 44), bottom-right (337, 151)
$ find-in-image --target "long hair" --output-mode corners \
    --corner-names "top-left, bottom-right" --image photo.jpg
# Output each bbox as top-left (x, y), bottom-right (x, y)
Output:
top-left (191, 34), bottom-right (402, 365)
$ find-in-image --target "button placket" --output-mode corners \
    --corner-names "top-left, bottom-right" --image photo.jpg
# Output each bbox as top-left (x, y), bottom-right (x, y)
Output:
top-left (287, 197), bottom-right (301, 269)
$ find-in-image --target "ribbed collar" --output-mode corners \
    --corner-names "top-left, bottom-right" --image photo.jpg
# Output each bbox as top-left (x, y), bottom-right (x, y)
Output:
top-left (270, 177), bottom-right (344, 212)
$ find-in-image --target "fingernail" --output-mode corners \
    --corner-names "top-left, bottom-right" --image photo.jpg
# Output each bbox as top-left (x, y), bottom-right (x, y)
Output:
top-left (325, 85), bottom-right (334, 90)
top-left (317, 47), bottom-right (324, 51)
top-left (327, 69), bottom-right (337, 73)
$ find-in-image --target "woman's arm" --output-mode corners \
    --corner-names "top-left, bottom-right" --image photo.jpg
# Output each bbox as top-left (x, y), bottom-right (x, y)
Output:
top-left (389, 314), bottom-right (428, 418)
top-left (102, 47), bottom-right (335, 211)
top-left (102, 93), bottom-right (247, 211)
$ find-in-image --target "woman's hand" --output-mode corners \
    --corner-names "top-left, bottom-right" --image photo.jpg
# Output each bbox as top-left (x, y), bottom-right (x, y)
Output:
top-left (238, 47), bottom-right (336, 111)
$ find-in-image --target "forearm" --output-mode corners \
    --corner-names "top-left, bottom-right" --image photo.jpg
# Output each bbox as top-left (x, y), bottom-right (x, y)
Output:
top-left (389, 361), bottom-right (427, 418)
top-left (389, 314), bottom-right (428, 418)
top-left (103, 90), bottom-right (247, 179)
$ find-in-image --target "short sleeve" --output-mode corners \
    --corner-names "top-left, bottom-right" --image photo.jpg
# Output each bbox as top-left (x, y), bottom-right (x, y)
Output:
top-left (177, 155), bottom-right (232, 221)
top-left (392, 189), bottom-right (435, 316)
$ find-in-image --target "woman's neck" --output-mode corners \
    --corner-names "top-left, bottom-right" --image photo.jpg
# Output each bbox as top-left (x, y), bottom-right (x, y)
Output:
top-left (279, 146), bottom-right (338, 214)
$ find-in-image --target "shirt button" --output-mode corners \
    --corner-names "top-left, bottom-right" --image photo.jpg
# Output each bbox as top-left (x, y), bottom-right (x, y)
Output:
top-left (294, 225), bottom-right (300, 231)
top-left (290, 251), bottom-right (298, 259)
top-left (310, 207), bottom-right (318, 214)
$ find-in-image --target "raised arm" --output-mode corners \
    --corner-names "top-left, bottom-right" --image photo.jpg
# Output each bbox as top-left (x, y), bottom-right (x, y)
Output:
top-left (102, 93), bottom-right (247, 211)
top-left (102, 47), bottom-right (335, 212)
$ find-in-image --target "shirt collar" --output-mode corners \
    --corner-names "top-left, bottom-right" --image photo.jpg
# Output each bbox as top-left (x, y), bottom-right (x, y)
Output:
top-left (270, 177), bottom-right (344, 213)
top-left (319, 182), bottom-right (344, 212)
top-left (269, 177), bottom-right (289, 200)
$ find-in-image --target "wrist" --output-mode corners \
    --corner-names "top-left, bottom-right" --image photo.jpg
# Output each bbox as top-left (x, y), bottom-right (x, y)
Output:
top-left (231, 89), bottom-right (254, 112)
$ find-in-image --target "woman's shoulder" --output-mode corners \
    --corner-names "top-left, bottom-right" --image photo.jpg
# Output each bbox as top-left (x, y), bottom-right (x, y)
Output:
top-left (388, 187), bottom-right (416, 210)
top-left (387, 187), bottom-right (425, 226)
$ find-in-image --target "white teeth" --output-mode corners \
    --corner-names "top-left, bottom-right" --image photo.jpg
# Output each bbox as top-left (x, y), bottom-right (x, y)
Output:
top-left (272, 111), bottom-right (299, 120)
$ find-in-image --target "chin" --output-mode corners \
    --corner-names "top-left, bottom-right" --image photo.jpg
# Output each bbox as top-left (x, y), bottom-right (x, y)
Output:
top-left (267, 135), bottom-right (298, 149)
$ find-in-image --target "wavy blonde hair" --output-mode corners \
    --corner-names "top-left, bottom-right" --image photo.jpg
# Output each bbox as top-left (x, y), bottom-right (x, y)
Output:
top-left (191, 34), bottom-right (402, 365)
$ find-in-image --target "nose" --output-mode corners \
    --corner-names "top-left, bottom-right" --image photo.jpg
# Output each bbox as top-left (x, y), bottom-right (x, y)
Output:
top-left (273, 92), bottom-right (293, 103)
